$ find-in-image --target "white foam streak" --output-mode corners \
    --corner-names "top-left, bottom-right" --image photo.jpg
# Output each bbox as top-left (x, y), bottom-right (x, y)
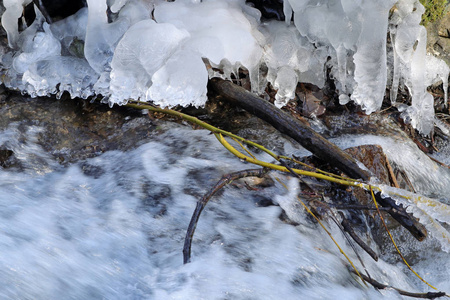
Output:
top-left (2, 124), bottom-right (446, 298)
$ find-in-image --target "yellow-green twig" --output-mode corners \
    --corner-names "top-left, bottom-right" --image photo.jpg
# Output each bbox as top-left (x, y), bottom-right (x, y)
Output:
top-left (369, 187), bottom-right (439, 291)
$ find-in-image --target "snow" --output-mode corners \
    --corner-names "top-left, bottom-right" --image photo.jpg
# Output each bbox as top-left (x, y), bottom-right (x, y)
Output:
top-left (0, 0), bottom-right (449, 134)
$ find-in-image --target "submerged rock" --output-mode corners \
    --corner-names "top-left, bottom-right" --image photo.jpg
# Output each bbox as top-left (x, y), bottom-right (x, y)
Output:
top-left (0, 90), bottom-right (157, 164)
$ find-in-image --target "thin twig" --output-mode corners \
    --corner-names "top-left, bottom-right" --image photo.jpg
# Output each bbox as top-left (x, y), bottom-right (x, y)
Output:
top-left (369, 187), bottom-right (438, 291)
top-left (183, 168), bottom-right (267, 264)
top-left (278, 160), bottom-right (367, 286)
top-left (385, 154), bottom-right (400, 188)
top-left (339, 212), bottom-right (379, 261)
top-left (349, 270), bottom-right (447, 299)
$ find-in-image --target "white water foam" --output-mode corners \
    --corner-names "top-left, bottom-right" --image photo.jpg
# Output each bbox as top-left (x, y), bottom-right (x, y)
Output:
top-left (0, 123), bottom-right (448, 299)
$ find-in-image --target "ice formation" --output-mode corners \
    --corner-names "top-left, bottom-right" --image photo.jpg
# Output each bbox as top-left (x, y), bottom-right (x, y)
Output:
top-left (0, 0), bottom-right (449, 134)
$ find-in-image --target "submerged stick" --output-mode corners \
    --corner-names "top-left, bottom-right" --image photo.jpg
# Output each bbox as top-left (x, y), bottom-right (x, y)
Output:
top-left (350, 270), bottom-right (446, 299)
top-left (183, 168), bottom-right (267, 264)
top-left (339, 212), bottom-right (379, 261)
top-left (208, 78), bottom-right (427, 241)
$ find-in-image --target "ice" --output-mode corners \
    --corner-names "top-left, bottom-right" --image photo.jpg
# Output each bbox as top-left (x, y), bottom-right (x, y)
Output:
top-left (389, 0), bottom-right (449, 135)
top-left (0, 0), bottom-right (449, 133)
top-left (284, 0), bottom-right (395, 113)
top-left (154, 0), bottom-right (262, 67)
top-left (153, 0), bottom-right (263, 95)
top-left (49, 7), bottom-right (88, 55)
top-left (111, 0), bottom-right (264, 107)
top-left (351, 1), bottom-right (395, 114)
top-left (12, 22), bottom-right (61, 73)
top-left (379, 185), bottom-right (450, 253)
top-left (109, 20), bottom-right (190, 105)
top-left (147, 49), bottom-right (208, 107)
top-left (426, 54), bottom-right (449, 106)
top-left (262, 21), bottom-right (328, 106)
top-left (273, 66), bottom-right (297, 108)
top-left (22, 56), bottom-right (98, 99)
top-left (1, 0), bottom-right (32, 48)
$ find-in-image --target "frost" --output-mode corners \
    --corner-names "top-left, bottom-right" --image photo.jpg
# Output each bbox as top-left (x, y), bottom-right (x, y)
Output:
top-left (379, 184), bottom-right (450, 252)
top-left (0, 0), bottom-right (449, 133)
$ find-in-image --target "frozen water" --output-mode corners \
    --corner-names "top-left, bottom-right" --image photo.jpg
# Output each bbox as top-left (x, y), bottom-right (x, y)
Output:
top-left (389, 0), bottom-right (449, 135)
top-left (13, 23), bottom-right (61, 74)
top-left (154, 0), bottom-right (263, 97)
top-left (351, 1), bottom-right (395, 114)
top-left (328, 132), bottom-right (450, 253)
top-left (147, 49), bottom-right (208, 107)
top-left (109, 20), bottom-right (190, 105)
top-left (22, 56), bottom-right (98, 99)
top-left (1, 0), bottom-right (32, 48)
top-left (0, 0), bottom-right (449, 131)
top-left (0, 122), bottom-right (448, 299)
top-left (273, 66), bottom-right (297, 108)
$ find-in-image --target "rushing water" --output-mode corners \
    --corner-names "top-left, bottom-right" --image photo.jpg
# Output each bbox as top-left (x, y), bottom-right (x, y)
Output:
top-left (0, 103), bottom-right (449, 299)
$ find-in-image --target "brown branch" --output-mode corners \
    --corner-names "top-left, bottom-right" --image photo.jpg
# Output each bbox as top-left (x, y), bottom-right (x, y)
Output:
top-left (350, 270), bottom-right (446, 299)
top-left (183, 168), bottom-right (267, 264)
top-left (208, 78), bottom-right (427, 241)
top-left (339, 212), bottom-right (379, 261)
top-left (385, 154), bottom-right (400, 188)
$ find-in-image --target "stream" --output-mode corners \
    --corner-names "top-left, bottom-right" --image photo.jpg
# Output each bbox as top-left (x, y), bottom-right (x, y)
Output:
top-left (0, 92), bottom-right (449, 299)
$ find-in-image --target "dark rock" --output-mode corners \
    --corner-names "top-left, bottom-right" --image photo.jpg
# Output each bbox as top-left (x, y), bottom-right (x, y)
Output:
top-left (0, 148), bottom-right (14, 168)
top-left (24, 0), bottom-right (86, 24)
top-left (246, 0), bottom-right (285, 21)
top-left (426, 11), bottom-right (450, 67)
top-left (0, 93), bottom-right (157, 164)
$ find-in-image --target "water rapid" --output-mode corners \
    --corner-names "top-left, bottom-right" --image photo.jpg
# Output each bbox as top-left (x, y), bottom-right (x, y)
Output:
top-left (0, 102), bottom-right (448, 299)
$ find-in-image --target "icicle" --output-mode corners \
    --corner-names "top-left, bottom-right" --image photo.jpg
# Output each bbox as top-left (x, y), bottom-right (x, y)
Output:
top-left (390, 31), bottom-right (400, 104)
top-left (380, 185), bottom-right (450, 253)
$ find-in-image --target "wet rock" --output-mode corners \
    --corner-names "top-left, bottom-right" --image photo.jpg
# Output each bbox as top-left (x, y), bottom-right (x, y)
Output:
top-left (245, 0), bottom-right (285, 21)
top-left (0, 148), bottom-right (14, 168)
top-left (0, 93), bottom-right (157, 164)
top-left (426, 11), bottom-right (450, 66)
top-left (80, 162), bottom-right (105, 179)
top-left (140, 180), bottom-right (172, 217)
top-left (345, 145), bottom-right (390, 184)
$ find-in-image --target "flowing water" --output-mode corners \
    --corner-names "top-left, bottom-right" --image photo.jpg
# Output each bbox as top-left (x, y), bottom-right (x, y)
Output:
top-left (0, 95), bottom-right (449, 299)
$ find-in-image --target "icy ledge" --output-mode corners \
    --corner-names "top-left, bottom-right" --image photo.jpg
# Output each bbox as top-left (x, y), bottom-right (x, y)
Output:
top-left (0, 0), bottom-right (449, 134)
top-left (378, 184), bottom-right (450, 252)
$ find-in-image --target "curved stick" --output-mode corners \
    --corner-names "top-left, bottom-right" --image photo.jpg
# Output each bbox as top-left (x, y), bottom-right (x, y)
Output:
top-left (183, 168), bottom-right (267, 264)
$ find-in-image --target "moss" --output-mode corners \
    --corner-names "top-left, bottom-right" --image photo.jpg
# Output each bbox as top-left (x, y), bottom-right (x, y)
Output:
top-left (420, 0), bottom-right (448, 26)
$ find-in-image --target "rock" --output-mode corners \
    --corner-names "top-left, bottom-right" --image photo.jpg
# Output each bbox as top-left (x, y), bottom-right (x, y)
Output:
top-left (426, 11), bottom-right (450, 67)
top-left (0, 92), bottom-right (157, 164)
